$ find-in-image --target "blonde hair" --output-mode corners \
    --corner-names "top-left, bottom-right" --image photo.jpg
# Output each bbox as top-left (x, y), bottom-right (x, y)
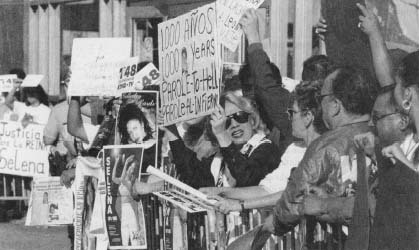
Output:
top-left (221, 91), bottom-right (269, 135)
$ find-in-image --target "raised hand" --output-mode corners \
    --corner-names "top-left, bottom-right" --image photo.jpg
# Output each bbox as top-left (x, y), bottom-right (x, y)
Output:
top-left (357, 3), bottom-right (381, 37)
top-left (210, 104), bottom-right (227, 136)
top-left (314, 17), bottom-right (327, 40)
top-left (239, 9), bottom-right (260, 44)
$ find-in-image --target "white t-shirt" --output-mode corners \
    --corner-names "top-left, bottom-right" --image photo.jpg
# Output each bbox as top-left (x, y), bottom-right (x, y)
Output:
top-left (24, 104), bottom-right (51, 125)
top-left (259, 142), bottom-right (307, 194)
top-left (400, 133), bottom-right (419, 162)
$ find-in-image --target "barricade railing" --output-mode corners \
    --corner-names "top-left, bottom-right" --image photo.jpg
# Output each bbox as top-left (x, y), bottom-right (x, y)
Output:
top-left (0, 174), bottom-right (29, 200)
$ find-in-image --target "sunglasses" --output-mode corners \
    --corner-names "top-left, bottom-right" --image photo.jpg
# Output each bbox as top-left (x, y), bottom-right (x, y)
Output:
top-left (225, 111), bottom-right (250, 129)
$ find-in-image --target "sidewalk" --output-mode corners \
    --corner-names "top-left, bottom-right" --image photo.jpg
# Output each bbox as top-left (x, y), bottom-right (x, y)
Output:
top-left (0, 220), bottom-right (70, 250)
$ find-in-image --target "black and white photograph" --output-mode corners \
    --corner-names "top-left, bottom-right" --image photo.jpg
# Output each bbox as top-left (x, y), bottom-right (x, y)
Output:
top-left (0, 0), bottom-right (418, 250)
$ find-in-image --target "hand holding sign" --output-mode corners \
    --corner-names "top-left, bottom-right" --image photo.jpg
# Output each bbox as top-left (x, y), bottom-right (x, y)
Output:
top-left (239, 9), bottom-right (261, 44)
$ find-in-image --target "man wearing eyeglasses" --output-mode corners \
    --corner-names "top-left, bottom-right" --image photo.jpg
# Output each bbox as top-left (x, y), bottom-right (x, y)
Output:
top-left (270, 66), bottom-right (377, 245)
top-left (355, 86), bottom-right (417, 250)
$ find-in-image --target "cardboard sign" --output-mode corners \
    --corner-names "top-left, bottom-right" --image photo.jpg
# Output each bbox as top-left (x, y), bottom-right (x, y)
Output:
top-left (22, 74), bottom-right (44, 87)
top-left (0, 147), bottom-right (49, 177)
top-left (115, 57), bottom-right (140, 94)
top-left (0, 74), bottom-right (17, 92)
top-left (217, 0), bottom-right (265, 51)
top-left (0, 121), bottom-right (49, 177)
top-left (68, 38), bottom-right (131, 96)
top-left (133, 63), bottom-right (161, 91)
top-left (25, 177), bottom-right (73, 226)
top-left (158, 3), bottom-right (221, 125)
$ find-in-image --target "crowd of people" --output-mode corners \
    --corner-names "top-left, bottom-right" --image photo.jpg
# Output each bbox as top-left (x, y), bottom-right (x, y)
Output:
top-left (0, 3), bottom-right (418, 250)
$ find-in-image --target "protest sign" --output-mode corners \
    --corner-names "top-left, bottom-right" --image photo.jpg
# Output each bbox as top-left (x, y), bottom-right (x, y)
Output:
top-left (158, 3), bottom-right (221, 125)
top-left (116, 91), bottom-right (158, 170)
top-left (0, 74), bottom-right (17, 92)
top-left (115, 57), bottom-right (141, 94)
top-left (25, 177), bottom-right (73, 226)
top-left (133, 63), bottom-right (161, 91)
top-left (68, 38), bottom-right (131, 96)
top-left (21, 74), bottom-right (44, 87)
top-left (0, 121), bottom-right (49, 177)
top-left (217, 0), bottom-right (265, 51)
top-left (103, 145), bottom-right (147, 249)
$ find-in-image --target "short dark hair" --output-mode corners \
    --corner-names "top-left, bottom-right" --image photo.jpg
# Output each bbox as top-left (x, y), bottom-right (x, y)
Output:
top-left (183, 116), bottom-right (218, 148)
top-left (302, 55), bottom-right (333, 81)
top-left (397, 50), bottom-right (419, 89)
top-left (117, 103), bottom-right (153, 144)
top-left (330, 66), bottom-right (378, 115)
top-left (292, 80), bottom-right (328, 134)
top-left (9, 68), bottom-right (26, 80)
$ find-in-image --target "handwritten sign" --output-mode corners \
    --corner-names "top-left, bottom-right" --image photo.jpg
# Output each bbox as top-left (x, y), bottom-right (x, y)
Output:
top-left (159, 3), bottom-right (221, 125)
top-left (0, 121), bottom-right (49, 177)
top-left (0, 75), bottom-right (17, 92)
top-left (133, 63), bottom-right (161, 91)
top-left (217, 0), bottom-right (265, 51)
top-left (22, 74), bottom-right (44, 87)
top-left (68, 38), bottom-right (131, 96)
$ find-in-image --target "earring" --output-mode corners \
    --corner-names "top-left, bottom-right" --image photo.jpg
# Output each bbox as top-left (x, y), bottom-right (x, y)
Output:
top-left (402, 99), bottom-right (411, 112)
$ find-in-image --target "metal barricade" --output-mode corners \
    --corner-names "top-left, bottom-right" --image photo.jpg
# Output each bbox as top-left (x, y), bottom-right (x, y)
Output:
top-left (0, 174), bottom-right (29, 200)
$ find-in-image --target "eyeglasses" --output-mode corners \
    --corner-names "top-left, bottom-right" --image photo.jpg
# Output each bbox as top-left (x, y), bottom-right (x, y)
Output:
top-left (287, 108), bottom-right (309, 120)
top-left (316, 93), bottom-right (334, 104)
top-left (225, 111), bottom-right (250, 129)
top-left (371, 112), bottom-right (399, 125)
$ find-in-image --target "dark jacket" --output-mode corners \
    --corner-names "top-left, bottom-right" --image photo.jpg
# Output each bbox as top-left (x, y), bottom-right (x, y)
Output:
top-left (272, 121), bottom-right (373, 235)
top-left (247, 43), bottom-right (292, 155)
top-left (221, 139), bottom-right (280, 187)
top-left (169, 139), bottom-right (216, 189)
top-left (369, 153), bottom-right (419, 250)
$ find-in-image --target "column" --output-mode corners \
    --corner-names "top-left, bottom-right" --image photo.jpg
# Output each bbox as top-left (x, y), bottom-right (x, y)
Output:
top-left (48, 4), bottom-right (60, 96)
top-left (28, 5), bottom-right (39, 74)
top-left (38, 4), bottom-right (49, 92)
top-left (293, 0), bottom-right (313, 80)
top-left (99, 0), bottom-right (113, 37)
top-left (120, 0), bottom-right (127, 37)
top-left (112, 0), bottom-right (121, 36)
top-left (270, 0), bottom-right (289, 76)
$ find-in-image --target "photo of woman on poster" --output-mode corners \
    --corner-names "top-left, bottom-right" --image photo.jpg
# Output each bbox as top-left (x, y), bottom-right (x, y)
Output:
top-left (111, 152), bottom-right (145, 247)
top-left (117, 91), bottom-right (158, 170)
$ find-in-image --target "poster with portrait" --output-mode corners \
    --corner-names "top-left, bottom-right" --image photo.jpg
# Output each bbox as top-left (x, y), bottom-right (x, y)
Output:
top-left (25, 177), bottom-right (73, 226)
top-left (104, 145), bottom-right (147, 249)
top-left (116, 91), bottom-right (158, 170)
top-left (158, 3), bottom-right (221, 126)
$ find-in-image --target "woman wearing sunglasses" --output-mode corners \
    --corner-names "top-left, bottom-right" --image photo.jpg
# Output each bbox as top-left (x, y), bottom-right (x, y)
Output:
top-left (209, 92), bottom-right (281, 188)
top-left (202, 81), bottom-right (327, 213)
